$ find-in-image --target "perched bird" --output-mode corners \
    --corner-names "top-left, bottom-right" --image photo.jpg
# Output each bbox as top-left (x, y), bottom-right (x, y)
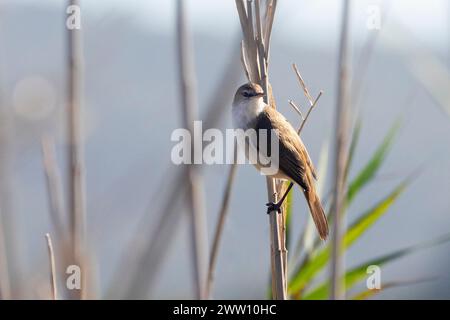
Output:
top-left (232, 82), bottom-right (329, 240)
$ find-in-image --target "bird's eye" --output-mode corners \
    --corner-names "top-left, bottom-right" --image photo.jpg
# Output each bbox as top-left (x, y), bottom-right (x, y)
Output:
top-left (243, 91), bottom-right (250, 97)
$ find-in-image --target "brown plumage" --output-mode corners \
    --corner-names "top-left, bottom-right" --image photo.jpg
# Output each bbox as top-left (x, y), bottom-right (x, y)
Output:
top-left (254, 106), bottom-right (329, 240)
top-left (232, 82), bottom-right (329, 240)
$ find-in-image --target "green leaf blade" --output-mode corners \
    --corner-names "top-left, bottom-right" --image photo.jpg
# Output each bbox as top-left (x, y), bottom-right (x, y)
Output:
top-left (289, 181), bottom-right (407, 296)
top-left (347, 121), bottom-right (400, 205)
top-left (302, 233), bottom-right (450, 299)
top-left (344, 181), bottom-right (406, 248)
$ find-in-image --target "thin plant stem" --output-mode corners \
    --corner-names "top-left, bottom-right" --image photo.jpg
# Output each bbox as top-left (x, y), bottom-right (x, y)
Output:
top-left (330, 0), bottom-right (352, 300)
top-left (176, 0), bottom-right (208, 300)
top-left (45, 233), bottom-right (58, 300)
top-left (67, 0), bottom-right (87, 299)
top-left (0, 207), bottom-right (11, 299)
top-left (292, 63), bottom-right (314, 104)
top-left (41, 136), bottom-right (67, 243)
top-left (235, 0), bottom-right (286, 300)
top-left (0, 86), bottom-right (18, 298)
top-left (288, 100), bottom-right (305, 121)
top-left (298, 91), bottom-right (323, 134)
top-left (291, 64), bottom-right (324, 134)
top-left (285, 65), bottom-right (325, 277)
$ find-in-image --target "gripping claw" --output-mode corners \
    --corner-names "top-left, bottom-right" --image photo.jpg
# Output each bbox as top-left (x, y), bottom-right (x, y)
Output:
top-left (266, 202), bottom-right (282, 214)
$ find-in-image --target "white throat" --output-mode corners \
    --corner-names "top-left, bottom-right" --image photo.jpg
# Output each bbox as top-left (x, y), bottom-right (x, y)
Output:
top-left (232, 97), bottom-right (265, 130)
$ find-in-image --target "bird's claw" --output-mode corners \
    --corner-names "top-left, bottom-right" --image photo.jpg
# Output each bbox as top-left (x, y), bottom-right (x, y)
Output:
top-left (266, 202), bottom-right (282, 214)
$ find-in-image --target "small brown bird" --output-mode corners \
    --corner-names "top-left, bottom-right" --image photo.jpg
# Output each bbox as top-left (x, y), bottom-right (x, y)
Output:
top-left (232, 82), bottom-right (329, 240)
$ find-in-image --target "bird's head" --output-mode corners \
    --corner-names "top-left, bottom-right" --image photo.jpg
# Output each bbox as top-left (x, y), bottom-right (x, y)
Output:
top-left (233, 82), bottom-right (265, 106)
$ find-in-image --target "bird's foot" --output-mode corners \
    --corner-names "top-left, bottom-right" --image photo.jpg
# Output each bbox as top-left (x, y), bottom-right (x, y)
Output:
top-left (266, 202), bottom-right (282, 214)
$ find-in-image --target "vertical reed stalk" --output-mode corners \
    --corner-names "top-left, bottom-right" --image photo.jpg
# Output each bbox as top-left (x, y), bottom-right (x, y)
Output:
top-left (45, 233), bottom-right (58, 300)
top-left (176, 0), bottom-right (208, 300)
top-left (330, 0), bottom-right (352, 300)
top-left (0, 77), bottom-right (18, 299)
top-left (67, 0), bottom-right (87, 299)
top-left (41, 136), bottom-right (67, 243)
top-left (0, 208), bottom-right (10, 299)
top-left (235, 0), bottom-right (286, 300)
top-left (41, 135), bottom-right (74, 299)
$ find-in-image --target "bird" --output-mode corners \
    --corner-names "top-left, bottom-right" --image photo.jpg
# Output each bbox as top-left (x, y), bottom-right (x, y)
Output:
top-left (232, 82), bottom-right (329, 240)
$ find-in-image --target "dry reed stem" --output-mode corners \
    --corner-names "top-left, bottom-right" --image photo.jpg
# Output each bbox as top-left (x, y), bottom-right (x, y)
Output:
top-left (45, 233), bottom-right (58, 300)
top-left (285, 65), bottom-right (324, 289)
top-left (0, 99), bottom-right (18, 298)
top-left (0, 68), bottom-right (10, 301)
top-left (0, 101), bottom-right (12, 300)
top-left (67, 0), bottom-right (87, 299)
top-left (240, 41), bottom-right (251, 81)
top-left (176, 0), bottom-right (208, 300)
top-left (263, 0), bottom-right (277, 62)
top-left (292, 64), bottom-right (314, 104)
top-left (235, 0), bottom-right (286, 300)
top-left (246, 2), bottom-right (259, 80)
top-left (291, 63), bottom-right (324, 133)
top-left (41, 136), bottom-right (67, 243)
top-left (0, 207), bottom-right (11, 299)
top-left (330, 0), bottom-right (351, 300)
top-left (288, 100), bottom-right (305, 121)
top-left (256, 0), bottom-right (286, 300)
top-left (298, 91), bottom-right (323, 134)
top-left (41, 135), bottom-right (75, 299)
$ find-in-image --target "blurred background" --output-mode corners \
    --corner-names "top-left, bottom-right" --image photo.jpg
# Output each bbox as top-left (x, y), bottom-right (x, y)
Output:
top-left (0, 0), bottom-right (449, 299)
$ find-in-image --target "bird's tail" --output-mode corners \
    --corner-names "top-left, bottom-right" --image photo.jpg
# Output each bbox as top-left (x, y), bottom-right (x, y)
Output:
top-left (303, 183), bottom-right (329, 241)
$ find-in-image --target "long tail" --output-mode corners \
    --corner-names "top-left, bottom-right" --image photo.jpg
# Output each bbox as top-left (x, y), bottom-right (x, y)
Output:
top-left (303, 184), bottom-right (329, 240)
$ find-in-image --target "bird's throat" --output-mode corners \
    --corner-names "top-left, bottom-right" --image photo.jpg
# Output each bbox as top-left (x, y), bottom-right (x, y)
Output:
top-left (232, 98), bottom-right (265, 130)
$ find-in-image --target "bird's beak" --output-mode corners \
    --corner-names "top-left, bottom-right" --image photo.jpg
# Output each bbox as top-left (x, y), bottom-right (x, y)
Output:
top-left (256, 92), bottom-right (265, 97)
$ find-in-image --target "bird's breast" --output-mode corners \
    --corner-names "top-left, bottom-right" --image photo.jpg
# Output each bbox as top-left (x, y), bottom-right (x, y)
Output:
top-left (232, 99), bottom-right (265, 130)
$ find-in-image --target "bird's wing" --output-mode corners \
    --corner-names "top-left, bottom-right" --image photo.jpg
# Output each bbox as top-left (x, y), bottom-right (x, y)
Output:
top-left (298, 137), bottom-right (318, 180)
top-left (254, 106), bottom-right (312, 190)
top-left (266, 106), bottom-right (317, 179)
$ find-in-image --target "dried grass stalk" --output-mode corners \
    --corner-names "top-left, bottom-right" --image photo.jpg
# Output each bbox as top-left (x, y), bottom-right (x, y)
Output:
top-left (330, 0), bottom-right (352, 300)
top-left (176, 0), bottom-right (208, 300)
top-left (41, 136), bottom-right (67, 243)
top-left (67, 0), bottom-right (87, 299)
top-left (0, 207), bottom-right (11, 299)
top-left (235, 0), bottom-right (286, 300)
top-left (45, 233), bottom-right (58, 300)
